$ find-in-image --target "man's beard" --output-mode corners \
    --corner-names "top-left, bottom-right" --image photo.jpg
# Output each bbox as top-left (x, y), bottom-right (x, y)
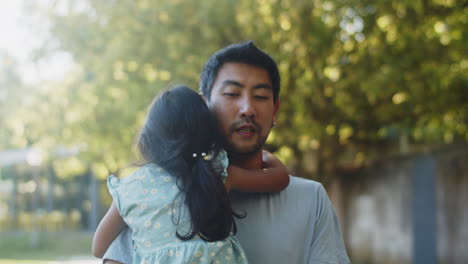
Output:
top-left (224, 137), bottom-right (263, 156)
top-left (223, 118), bottom-right (265, 156)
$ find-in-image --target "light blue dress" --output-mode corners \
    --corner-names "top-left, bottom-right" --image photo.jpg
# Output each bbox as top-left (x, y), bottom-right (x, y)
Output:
top-left (107, 151), bottom-right (248, 264)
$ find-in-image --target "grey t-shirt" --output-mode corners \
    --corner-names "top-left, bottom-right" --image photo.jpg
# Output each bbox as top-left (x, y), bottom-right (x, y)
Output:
top-left (103, 176), bottom-right (350, 263)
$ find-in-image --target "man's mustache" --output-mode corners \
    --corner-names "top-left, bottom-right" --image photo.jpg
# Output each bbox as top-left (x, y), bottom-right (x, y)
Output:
top-left (228, 118), bottom-right (261, 133)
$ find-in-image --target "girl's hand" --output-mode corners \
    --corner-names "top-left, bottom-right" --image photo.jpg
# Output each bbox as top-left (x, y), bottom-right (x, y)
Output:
top-left (262, 150), bottom-right (284, 169)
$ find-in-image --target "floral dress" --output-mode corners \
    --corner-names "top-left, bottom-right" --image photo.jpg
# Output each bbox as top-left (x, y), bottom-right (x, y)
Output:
top-left (107, 151), bottom-right (248, 264)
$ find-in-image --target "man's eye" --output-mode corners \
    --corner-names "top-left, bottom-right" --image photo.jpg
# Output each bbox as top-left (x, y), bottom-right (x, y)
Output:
top-left (223, 93), bottom-right (239, 97)
top-left (255, 95), bottom-right (270, 100)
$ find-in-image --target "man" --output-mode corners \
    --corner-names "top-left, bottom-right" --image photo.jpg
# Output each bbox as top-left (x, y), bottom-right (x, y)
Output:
top-left (103, 41), bottom-right (350, 263)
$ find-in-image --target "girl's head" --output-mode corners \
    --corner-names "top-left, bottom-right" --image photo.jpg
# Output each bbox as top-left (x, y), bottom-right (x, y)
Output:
top-left (137, 85), bottom-right (238, 242)
top-left (138, 85), bottom-right (219, 164)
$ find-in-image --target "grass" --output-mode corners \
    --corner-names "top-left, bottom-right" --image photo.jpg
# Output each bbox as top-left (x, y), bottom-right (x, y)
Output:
top-left (0, 231), bottom-right (94, 263)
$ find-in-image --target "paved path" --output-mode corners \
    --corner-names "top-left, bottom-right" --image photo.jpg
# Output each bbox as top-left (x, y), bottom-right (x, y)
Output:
top-left (0, 257), bottom-right (101, 264)
top-left (47, 256), bottom-right (101, 264)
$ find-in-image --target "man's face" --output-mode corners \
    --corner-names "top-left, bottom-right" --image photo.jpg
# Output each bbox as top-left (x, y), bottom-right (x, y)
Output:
top-left (207, 62), bottom-right (279, 156)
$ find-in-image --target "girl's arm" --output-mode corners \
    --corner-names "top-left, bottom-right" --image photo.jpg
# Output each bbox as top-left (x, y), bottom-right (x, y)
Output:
top-left (225, 150), bottom-right (289, 193)
top-left (104, 260), bottom-right (124, 264)
top-left (92, 202), bottom-right (127, 258)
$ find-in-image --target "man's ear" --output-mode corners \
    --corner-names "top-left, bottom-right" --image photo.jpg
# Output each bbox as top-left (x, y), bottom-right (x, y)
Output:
top-left (273, 99), bottom-right (280, 122)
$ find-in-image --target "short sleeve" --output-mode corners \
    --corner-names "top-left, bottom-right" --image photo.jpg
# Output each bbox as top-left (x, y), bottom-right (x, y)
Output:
top-left (212, 149), bottom-right (229, 182)
top-left (307, 184), bottom-right (350, 263)
top-left (107, 175), bottom-right (124, 215)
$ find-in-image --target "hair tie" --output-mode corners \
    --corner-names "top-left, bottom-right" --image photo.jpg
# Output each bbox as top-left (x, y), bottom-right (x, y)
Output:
top-left (192, 152), bottom-right (212, 161)
top-left (192, 152), bottom-right (207, 158)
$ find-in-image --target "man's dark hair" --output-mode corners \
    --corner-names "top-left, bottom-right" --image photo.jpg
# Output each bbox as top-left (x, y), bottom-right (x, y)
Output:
top-left (200, 41), bottom-right (280, 102)
top-left (137, 85), bottom-right (241, 241)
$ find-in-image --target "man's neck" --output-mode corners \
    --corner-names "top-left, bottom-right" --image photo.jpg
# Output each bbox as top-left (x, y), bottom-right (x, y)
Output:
top-left (228, 150), bottom-right (263, 169)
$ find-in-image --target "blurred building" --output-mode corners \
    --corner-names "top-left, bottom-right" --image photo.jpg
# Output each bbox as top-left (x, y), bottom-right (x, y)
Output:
top-left (328, 145), bottom-right (468, 264)
top-left (0, 146), bottom-right (98, 231)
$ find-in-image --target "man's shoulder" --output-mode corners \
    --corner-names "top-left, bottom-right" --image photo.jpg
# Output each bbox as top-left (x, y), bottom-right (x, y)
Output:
top-left (288, 175), bottom-right (322, 187)
top-left (232, 176), bottom-right (337, 263)
top-left (286, 176), bottom-right (326, 197)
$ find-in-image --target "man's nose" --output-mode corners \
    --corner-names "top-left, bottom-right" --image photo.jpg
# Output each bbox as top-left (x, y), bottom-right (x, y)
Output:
top-left (239, 96), bottom-right (256, 119)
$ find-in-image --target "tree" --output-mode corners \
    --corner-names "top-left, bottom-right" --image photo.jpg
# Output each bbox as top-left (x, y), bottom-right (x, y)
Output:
top-left (30, 0), bottom-right (467, 179)
top-left (0, 53), bottom-right (29, 150)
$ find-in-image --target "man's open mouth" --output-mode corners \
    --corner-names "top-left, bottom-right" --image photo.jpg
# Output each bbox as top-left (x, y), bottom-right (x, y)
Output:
top-left (236, 124), bottom-right (256, 133)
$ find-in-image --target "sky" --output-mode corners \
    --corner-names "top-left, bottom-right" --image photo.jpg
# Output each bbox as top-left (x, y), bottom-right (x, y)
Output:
top-left (0, 0), bottom-right (72, 85)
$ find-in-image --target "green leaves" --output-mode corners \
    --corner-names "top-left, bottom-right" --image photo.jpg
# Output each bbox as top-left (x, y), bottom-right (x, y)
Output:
top-left (9, 0), bottom-right (465, 179)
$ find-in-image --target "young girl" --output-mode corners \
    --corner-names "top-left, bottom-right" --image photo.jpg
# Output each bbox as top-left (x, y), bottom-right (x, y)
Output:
top-left (92, 86), bottom-right (289, 264)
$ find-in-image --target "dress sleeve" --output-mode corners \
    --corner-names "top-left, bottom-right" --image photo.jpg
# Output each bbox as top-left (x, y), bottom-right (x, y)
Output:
top-left (107, 175), bottom-right (124, 216)
top-left (307, 184), bottom-right (350, 264)
top-left (212, 149), bottom-right (229, 183)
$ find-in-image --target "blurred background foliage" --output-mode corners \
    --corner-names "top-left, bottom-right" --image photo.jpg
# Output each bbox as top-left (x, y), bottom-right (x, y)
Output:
top-left (1, 1), bottom-right (466, 261)
top-left (1, 0), bottom-right (466, 182)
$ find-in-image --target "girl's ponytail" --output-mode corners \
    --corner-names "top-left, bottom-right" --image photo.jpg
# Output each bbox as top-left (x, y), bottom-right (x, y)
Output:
top-left (176, 153), bottom-right (239, 241)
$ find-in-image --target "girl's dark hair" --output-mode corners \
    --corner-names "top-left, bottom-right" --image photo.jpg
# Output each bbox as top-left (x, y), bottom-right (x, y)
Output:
top-left (137, 85), bottom-right (240, 241)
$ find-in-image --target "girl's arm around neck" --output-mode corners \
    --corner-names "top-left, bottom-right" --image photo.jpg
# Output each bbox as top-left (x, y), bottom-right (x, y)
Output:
top-left (92, 202), bottom-right (127, 258)
top-left (225, 150), bottom-right (289, 193)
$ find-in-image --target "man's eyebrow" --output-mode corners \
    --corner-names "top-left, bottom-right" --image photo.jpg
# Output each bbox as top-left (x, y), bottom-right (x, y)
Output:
top-left (220, 80), bottom-right (272, 89)
top-left (253, 83), bottom-right (272, 90)
top-left (220, 80), bottom-right (244, 88)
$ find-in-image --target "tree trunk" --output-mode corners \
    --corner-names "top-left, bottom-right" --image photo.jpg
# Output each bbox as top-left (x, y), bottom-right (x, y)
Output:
top-left (46, 165), bottom-right (55, 212)
top-left (9, 166), bottom-right (18, 230)
top-left (88, 168), bottom-right (99, 231)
